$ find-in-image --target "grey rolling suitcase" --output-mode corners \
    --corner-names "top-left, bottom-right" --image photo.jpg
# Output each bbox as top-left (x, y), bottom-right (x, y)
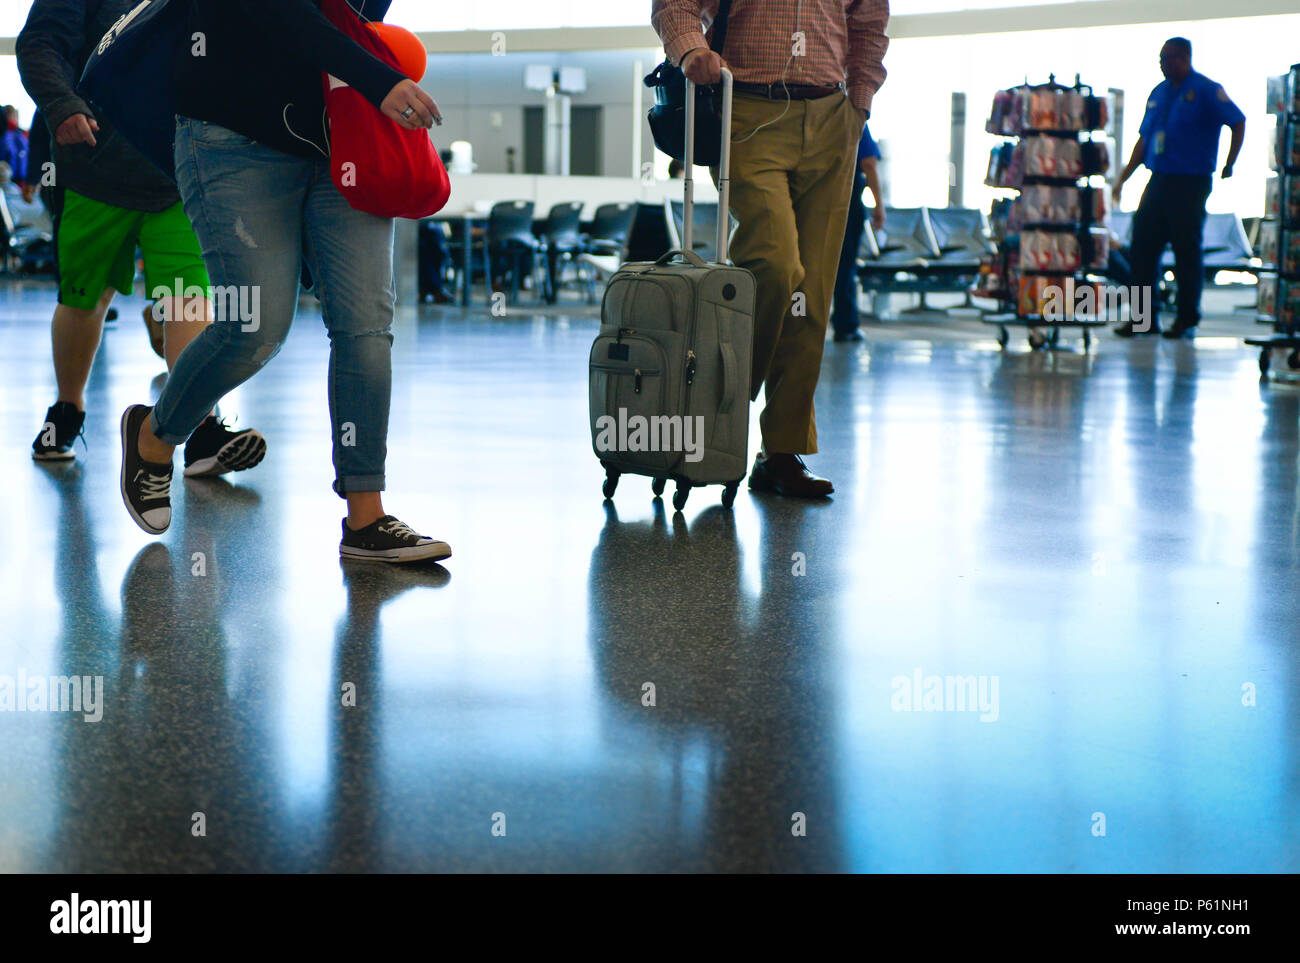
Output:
top-left (590, 68), bottom-right (755, 511)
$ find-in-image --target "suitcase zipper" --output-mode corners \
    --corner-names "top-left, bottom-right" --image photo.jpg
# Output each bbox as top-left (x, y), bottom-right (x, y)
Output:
top-left (685, 351), bottom-right (697, 387)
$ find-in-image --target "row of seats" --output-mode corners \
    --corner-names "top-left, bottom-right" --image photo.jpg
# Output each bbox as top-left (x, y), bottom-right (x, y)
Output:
top-left (433, 196), bottom-right (737, 305)
top-left (1109, 210), bottom-right (1259, 280)
top-left (423, 199), bottom-right (638, 303)
top-left (423, 200), bottom-right (1260, 310)
top-left (855, 207), bottom-right (996, 309)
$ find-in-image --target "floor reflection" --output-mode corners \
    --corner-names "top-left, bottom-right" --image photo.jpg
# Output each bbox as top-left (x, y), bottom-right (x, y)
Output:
top-left (1, 287), bottom-right (1296, 872)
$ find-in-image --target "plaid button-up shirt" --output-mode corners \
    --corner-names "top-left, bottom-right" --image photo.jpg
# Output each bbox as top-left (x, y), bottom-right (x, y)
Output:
top-left (651, 0), bottom-right (889, 112)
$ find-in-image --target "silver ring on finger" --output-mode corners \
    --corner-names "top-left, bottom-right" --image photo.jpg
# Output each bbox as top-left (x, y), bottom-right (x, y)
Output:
top-left (401, 106), bottom-right (415, 119)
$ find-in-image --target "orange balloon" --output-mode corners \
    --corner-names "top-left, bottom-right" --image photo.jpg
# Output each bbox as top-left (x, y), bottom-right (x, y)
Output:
top-left (366, 22), bottom-right (427, 82)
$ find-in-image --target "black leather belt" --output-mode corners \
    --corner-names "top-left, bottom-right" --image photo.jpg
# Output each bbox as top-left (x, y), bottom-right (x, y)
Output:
top-left (733, 81), bottom-right (845, 101)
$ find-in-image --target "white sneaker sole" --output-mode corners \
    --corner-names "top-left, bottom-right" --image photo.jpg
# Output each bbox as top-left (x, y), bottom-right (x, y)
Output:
top-left (184, 430), bottom-right (267, 477)
top-left (340, 541), bottom-right (453, 564)
top-left (33, 449), bottom-right (76, 462)
top-left (120, 406), bottom-right (170, 536)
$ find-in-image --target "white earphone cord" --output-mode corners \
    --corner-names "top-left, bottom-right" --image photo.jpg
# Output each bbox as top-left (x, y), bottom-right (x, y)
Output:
top-left (731, 0), bottom-right (803, 145)
top-left (281, 103), bottom-right (329, 159)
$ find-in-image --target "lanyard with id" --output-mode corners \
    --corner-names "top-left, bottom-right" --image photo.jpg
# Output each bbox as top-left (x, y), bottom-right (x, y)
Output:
top-left (1151, 83), bottom-right (1181, 155)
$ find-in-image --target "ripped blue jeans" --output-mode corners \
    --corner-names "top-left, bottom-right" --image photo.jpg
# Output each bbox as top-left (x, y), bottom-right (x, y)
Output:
top-left (151, 116), bottom-right (395, 495)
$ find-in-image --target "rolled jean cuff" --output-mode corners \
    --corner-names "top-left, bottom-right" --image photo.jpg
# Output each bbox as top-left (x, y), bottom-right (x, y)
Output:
top-left (334, 474), bottom-right (386, 498)
top-left (149, 407), bottom-right (195, 447)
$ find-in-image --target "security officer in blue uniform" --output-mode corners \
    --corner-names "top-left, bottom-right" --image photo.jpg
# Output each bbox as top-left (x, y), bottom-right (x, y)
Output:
top-left (832, 123), bottom-right (885, 342)
top-left (1112, 37), bottom-right (1245, 339)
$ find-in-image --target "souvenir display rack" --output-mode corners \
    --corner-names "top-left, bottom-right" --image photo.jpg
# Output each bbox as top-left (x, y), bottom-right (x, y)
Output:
top-left (975, 76), bottom-right (1114, 350)
top-left (1246, 64), bottom-right (1300, 377)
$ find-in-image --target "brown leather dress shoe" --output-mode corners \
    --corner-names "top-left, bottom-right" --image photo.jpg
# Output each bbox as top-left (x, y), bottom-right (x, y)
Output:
top-left (748, 453), bottom-right (834, 498)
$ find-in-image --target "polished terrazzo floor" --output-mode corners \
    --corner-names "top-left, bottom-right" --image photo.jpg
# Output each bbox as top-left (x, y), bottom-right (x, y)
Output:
top-left (1, 279), bottom-right (1297, 873)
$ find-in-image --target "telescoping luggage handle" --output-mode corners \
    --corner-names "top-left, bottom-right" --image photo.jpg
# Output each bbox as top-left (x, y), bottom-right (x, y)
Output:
top-left (682, 67), bottom-right (734, 265)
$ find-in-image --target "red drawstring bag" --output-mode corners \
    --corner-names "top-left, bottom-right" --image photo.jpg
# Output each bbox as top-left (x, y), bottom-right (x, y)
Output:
top-left (319, 0), bottom-right (451, 219)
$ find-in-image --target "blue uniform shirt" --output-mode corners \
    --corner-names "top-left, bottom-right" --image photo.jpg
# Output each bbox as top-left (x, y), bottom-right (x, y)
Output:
top-left (1139, 70), bottom-right (1245, 176)
top-left (857, 123), bottom-right (881, 162)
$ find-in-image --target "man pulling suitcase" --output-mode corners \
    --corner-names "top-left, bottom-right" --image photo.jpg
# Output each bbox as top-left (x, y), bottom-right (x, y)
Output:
top-left (652, 0), bottom-right (890, 498)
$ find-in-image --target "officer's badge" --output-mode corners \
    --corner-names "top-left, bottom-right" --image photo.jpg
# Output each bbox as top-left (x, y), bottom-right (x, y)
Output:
top-left (1185, 90), bottom-right (1195, 102)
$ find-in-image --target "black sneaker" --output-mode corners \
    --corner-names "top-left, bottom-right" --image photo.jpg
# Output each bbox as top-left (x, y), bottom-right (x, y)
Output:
top-left (120, 404), bottom-right (174, 535)
top-left (1162, 322), bottom-right (1198, 340)
top-left (340, 515), bottom-right (451, 564)
top-left (32, 401), bottom-right (85, 461)
top-left (183, 415), bottom-right (267, 478)
top-left (1113, 320), bottom-right (1161, 338)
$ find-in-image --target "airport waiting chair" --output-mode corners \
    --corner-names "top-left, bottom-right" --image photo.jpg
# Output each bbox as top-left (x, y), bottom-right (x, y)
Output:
top-left (625, 201), bottom-right (674, 262)
top-left (481, 200), bottom-right (540, 305)
top-left (583, 202), bottom-right (636, 256)
top-left (928, 207), bottom-right (997, 310)
top-left (1200, 212), bottom-right (1258, 280)
top-left (539, 201), bottom-right (584, 304)
top-left (577, 202), bottom-right (637, 303)
top-left (1243, 216), bottom-right (1261, 255)
top-left (930, 207), bottom-right (996, 264)
top-left (857, 206), bottom-right (946, 313)
top-left (665, 198), bottom-right (737, 264)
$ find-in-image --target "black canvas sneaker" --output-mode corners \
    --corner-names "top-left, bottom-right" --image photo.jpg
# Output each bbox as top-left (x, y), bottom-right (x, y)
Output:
top-left (120, 404), bottom-right (174, 535)
top-left (340, 515), bottom-right (452, 564)
top-left (32, 401), bottom-right (85, 461)
top-left (183, 415), bottom-right (267, 478)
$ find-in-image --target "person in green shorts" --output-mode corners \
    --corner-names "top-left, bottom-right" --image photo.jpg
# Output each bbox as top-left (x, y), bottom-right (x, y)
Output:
top-left (18, 0), bottom-right (267, 478)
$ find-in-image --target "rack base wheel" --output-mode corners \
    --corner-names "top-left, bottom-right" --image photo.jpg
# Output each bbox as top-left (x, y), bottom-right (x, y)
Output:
top-left (1028, 329), bottom-right (1047, 350)
top-left (672, 482), bottom-right (691, 512)
top-left (997, 326), bottom-right (1009, 349)
top-left (721, 482), bottom-right (739, 509)
top-left (602, 471), bottom-right (619, 500)
top-left (1288, 349), bottom-right (1300, 371)
top-left (651, 476), bottom-right (666, 498)
top-left (1260, 349), bottom-right (1271, 376)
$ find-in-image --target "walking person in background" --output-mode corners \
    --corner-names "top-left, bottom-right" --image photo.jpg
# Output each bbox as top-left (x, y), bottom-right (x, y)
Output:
top-left (1111, 37), bottom-right (1245, 340)
top-left (831, 121), bottom-right (885, 342)
top-left (17, 0), bottom-right (265, 469)
top-left (652, 0), bottom-right (889, 498)
top-left (121, 0), bottom-right (451, 564)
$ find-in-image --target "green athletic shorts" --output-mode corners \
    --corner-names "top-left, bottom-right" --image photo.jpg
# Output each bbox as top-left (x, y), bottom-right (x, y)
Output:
top-left (57, 188), bottom-right (209, 311)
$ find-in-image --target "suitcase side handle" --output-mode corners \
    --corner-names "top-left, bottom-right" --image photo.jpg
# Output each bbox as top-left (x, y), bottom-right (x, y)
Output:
top-left (683, 67), bottom-right (734, 264)
top-left (655, 249), bottom-right (709, 267)
top-left (718, 337), bottom-right (739, 414)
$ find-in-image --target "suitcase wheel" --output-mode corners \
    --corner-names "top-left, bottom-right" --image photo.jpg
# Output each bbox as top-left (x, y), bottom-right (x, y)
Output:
top-left (651, 477), bottom-right (667, 498)
top-left (602, 470), bottom-right (619, 500)
top-left (721, 482), bottom-right (739, 509)
top-left (672, 482), bottom-right (690, 512)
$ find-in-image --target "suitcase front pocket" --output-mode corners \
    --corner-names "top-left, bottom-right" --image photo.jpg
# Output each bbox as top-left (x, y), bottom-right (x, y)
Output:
top-left (590, 336), bottom-right (681, 474)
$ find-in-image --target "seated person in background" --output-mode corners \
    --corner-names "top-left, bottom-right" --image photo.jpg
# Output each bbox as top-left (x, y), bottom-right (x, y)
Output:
top-left (1104, 227), bottom-right (1132, 289)
top-left (831, 122), bottom-right (885, 342)
top-left (1, 105), bottom-right (28, 185)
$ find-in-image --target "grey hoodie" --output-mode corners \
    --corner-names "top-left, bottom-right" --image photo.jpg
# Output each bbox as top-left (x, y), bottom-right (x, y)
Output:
top-left (17, 0), bottom-right (180, 212)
